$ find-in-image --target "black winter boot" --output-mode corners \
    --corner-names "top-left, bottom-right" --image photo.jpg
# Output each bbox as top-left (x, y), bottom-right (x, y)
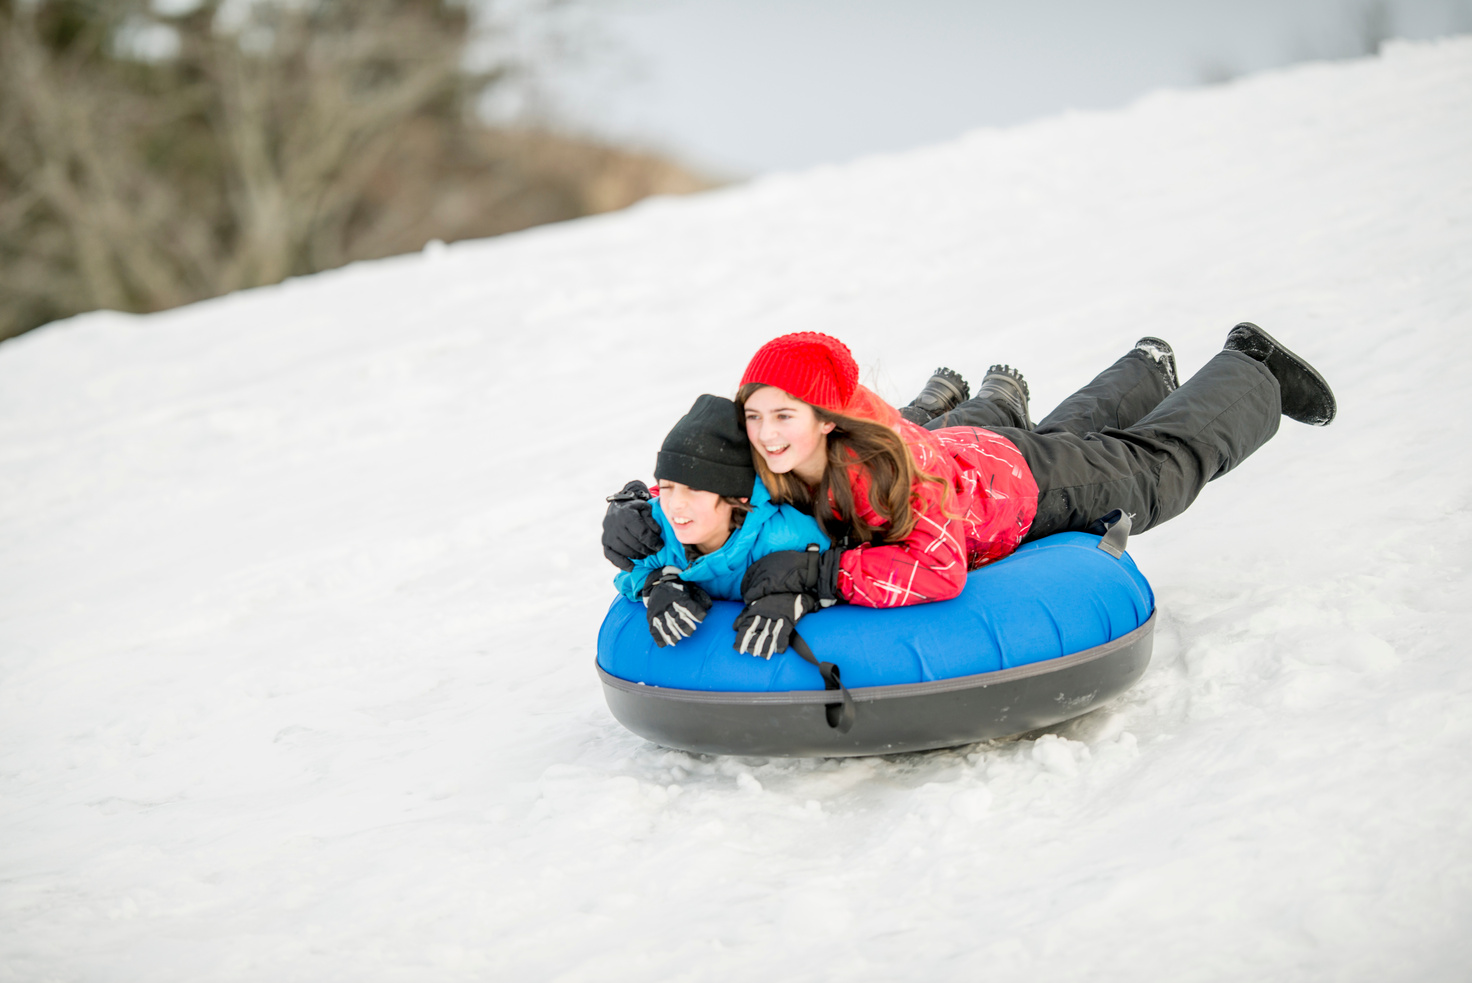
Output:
top-left (1133, 337), bottom-right (1179, 393)
top-left (1223, 322), bottom-right (1337, 426)
top-left (973, 364), bottom-right (1032, 430)
top-left (899, 367), bottom-right (970, 425)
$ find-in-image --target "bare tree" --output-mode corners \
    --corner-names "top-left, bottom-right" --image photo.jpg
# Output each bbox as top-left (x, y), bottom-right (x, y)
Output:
top-left (0, 0), bottom-right (709, 341)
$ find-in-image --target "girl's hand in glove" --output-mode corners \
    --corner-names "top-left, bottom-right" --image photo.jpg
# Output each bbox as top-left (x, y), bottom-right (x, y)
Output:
top-left (732, 592), bottom-right (819, 659)
top-left (603, 480), bottom-right (665, 571)
top-left (739, 544), bottom-right (843, 606)
top-left (643, 567), bottom-right (712, 647)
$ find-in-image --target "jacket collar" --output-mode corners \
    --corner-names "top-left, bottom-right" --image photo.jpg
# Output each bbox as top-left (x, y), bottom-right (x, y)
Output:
top-left (651, 476), bottom-right (774, 576)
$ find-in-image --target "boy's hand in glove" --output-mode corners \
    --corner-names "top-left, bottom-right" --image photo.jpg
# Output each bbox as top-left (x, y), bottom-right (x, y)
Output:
top-left (739, 544), bottom-right (844, 607)
top-left (603, 480), bottom-right (665, 571)
top-left (732, 593), bottom-right (819, 659)
top-left (643, 567), bottom-right (712, 648)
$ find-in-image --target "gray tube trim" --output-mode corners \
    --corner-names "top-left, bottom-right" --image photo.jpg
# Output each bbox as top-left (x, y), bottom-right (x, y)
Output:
top-left (597, 611), bottom-right (1156, 706)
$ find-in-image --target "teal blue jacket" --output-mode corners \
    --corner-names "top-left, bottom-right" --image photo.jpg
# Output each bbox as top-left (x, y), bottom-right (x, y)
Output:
top-left (614, 479), bottom-right (831, 601)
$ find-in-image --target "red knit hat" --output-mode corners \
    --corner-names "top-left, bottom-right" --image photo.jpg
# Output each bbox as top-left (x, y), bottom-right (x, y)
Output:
top-left (739, 332), bottom-right (859, 413)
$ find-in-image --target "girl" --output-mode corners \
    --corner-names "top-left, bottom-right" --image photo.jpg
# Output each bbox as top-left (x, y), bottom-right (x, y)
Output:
top-left (724, 324), bottom-right (1335, 654)
top-left (607, 394), bottom-right (832, 647)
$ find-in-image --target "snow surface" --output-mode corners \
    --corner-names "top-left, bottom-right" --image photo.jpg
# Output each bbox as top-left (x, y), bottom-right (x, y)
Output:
top-left (2, 37), bottom-right (1471, 982)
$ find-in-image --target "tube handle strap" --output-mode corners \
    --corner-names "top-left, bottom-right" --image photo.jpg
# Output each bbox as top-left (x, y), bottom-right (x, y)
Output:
top-left (789, 631), bottom-right (855, 733)
top-left (1093, 509), bottom-right (1132, 559)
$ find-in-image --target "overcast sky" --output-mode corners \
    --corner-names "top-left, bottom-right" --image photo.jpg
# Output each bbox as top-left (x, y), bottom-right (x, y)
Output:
top-left (527, 0), bottom-right (1472, 175)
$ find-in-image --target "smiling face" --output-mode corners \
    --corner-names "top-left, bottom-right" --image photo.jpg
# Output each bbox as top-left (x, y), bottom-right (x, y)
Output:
top-left (657, 480), bottom-right (737, 554)
top-left (742, 386), bottom-right (835, 485)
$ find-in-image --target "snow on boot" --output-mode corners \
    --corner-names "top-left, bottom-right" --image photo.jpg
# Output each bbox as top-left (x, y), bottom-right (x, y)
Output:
top-left (1133, 336), bottom-right (1179, 393)
top-left (973, 364), bottom-right (1032, 430)
top-left (1224, 322), bottom-right (1337, 426)
top-left (899, 367), bottom-right (971, 425)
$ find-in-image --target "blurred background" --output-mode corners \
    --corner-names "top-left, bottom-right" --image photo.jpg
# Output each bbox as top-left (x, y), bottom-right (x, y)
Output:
top-left (533, 0), bottom-right (1472, 175)
top-left (3, 0), bottom-right (1468, 342)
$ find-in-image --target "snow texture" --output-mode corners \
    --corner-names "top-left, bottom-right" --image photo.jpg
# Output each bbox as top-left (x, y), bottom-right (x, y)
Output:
top-left (2, 37), bottom-right (1471, 982)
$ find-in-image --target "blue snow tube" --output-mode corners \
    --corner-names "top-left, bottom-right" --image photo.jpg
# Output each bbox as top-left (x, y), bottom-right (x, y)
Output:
top-left (596, 526), bottom-right (1155, 757)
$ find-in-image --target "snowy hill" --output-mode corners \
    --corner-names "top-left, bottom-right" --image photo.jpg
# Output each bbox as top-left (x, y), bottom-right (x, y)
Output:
top-left (2, 36), bottom-right (1470, 982)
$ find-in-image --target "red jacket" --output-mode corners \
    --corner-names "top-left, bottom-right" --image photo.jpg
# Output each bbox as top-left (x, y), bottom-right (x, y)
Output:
top-left (833, 388), bottom-right (1039, 608)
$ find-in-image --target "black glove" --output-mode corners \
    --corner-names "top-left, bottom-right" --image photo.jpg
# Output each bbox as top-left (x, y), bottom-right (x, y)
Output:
top-left (739, 544), bottom-right (844, 607)
top-left (603, 480), bottom-right (665, 572)
top-left (732, 592), bottom-right (819, 658)
top-left (643, 567), bottom-right (712, 648)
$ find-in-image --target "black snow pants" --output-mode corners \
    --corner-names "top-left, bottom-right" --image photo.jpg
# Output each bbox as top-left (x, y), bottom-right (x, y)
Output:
top-left (924, 349), bottom-right (1281, 540)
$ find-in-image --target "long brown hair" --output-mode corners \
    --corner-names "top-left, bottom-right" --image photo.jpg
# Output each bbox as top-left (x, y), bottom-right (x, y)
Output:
top-left (736, 383), bottom-right (947, 544)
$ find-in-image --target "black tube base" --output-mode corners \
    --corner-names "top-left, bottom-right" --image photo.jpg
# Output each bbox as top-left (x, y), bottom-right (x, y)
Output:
top-left (598, 613), bottom-right (1155, 758)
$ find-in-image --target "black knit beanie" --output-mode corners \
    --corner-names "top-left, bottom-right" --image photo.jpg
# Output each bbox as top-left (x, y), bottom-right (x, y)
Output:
top-left (654, 395), bottom-right (756, 498)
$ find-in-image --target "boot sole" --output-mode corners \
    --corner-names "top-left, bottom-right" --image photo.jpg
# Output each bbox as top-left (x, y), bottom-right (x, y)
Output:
top-left (980, 365), bottom-right (1032, 429)
top-left (1134, 336), bottom-right (1179, 391)
top-left (900, 368), bottom-right (970, 424)
top-left (1227, 322), bottom-right (1337, 426)
top-left (931, 367), bottom-right (971, 402)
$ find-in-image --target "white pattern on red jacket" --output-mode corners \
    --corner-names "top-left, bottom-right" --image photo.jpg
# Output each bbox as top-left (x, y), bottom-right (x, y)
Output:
top-left (832, 387), bottom-right (1039, 608)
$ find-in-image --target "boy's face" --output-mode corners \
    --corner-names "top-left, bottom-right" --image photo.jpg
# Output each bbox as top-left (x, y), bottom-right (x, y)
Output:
top-left (657, 480), bottom-right (735, 554)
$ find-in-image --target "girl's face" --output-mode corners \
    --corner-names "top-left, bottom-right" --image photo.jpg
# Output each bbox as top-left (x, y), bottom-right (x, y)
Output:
top-left (657, 480), bottom-right (736, 554)
top-left (743, 386), bottom-right (835, 485)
